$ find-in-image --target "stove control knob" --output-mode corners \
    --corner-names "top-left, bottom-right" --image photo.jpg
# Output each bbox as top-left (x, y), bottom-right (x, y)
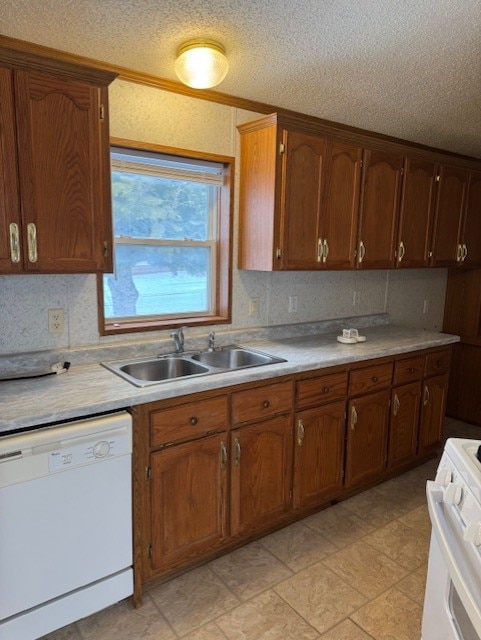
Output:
top-left (464, 523), bottom-right (481, 547)
top-left (93, 440), bottom-right (111, 458)
top-left (435, 468), bottom-right (452, 486)
top-left (444, 483), bottom-right (463, 505)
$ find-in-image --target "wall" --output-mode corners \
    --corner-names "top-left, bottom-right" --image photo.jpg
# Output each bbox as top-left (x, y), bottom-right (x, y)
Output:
top-left (0, 80), bottom-right (447, 357)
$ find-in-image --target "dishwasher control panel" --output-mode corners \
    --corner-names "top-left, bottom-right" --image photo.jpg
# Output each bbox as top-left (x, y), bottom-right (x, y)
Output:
top-left (48, 433), bottom-right (129, 472)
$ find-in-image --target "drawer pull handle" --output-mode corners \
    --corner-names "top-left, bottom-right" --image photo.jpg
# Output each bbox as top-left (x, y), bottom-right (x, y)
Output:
top-left (372, 376), bottom-right (378, 383)
top-left (409, 367), bottom-right (415, 374)
top-left (297, 419), bottom-right (305, 447)
top-left (220, 441), bottom-right (227, 468)
top-left (262, 400), bottom-right (270, 409)
top-left (323, 386), bottom-right (330, 393)
top-left (358, 240), bottom-right (366, 264)
top-left (9, 223), bottom-right (21, 263)
top-left (27, 222), bottom-right (38, 263)
top-left (393, 394), bottom-right (400, 416)
top-left (189, 416), bottom-right (198, 425)
top-left (423, 385), bottom-right (430, 406)
top-left (437, 360), bottom-right (443, 367)
top-left (351, 406), bottom-right (358, 430)
top-left (234, 437), bottom-right (241, 466)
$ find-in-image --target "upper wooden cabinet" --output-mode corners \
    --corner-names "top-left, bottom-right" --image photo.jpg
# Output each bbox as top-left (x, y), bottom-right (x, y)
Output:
top-left (396, 158), bottom-right (437, 268)
top-left (357, 150), bottom-right (404, 269)
top-left (0, 50), bottom-right (116, 274)
top-left (238, 113), bottom-right (481, 272)
top-left (238, 115), bottom-right (361, 270)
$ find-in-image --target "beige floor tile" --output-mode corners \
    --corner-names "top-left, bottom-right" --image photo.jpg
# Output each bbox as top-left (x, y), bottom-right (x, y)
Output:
top-left (210, 541), bottom-right (292, 601)
top-left (320, 618), bottom-right (374, 639)
top-left (370, 473), bottom-right (427, 509)
top-left (77, 595), bottom-right (175, 640)
top-left (322, 541), bottom-right (408, 599)
top-left (302, 503), bottom-right (375, 548)
top-left (398, 504), bottom-right (432, 536)
top-left (149, 564), bottom-right (240, 636)
top-left (340, 488), bottom-right (411, 527)
top-left (351, 587), bottom-right (423, 640)
top-left (274, 561), bottom-right (366, 634)
top-left (396, 566), bottom-right (428, 605)
top-left (363, 518), bottom-right (429, 570)
top-left (260, 520), bottom-right (337, 572)
top-left (39, 624), bottom-right (81, 640)
top-left (216, 590), bottom-right (321, 640)
top-left (181, 621), bottom-right (229, 640)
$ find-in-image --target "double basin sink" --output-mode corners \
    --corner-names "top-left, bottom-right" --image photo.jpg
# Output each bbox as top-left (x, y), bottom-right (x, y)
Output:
top-left (102, 346), bottom-right (286, 387)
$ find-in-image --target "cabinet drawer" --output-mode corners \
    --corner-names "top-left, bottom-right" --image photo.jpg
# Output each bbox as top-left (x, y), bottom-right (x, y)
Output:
top-left (151, 396), bottom-right (228, 447)
top-left (349, 362), bottom-right (393, 396)
top-left (296, 371), bottom-right (348, 409)
top-left (425, 348), bottom-right (451, 377)
top-left (232, 381), bottom-right (293, 425)
top-left (393, 355), bottom-right (425, 385)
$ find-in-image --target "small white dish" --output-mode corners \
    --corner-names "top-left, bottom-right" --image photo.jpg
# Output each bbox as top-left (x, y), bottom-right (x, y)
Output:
top-left (356, 335), bottom-right (367, 342)
top-left (337, 335), bottom-right (358, 344)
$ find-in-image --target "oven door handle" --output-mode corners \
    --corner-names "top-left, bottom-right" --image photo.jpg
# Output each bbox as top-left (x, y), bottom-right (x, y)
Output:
top-left (426, 480), bottom-right (481, 637)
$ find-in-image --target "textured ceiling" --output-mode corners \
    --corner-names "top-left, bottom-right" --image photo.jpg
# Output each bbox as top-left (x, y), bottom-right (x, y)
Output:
top-left (1, 0), bottom-right (480, 157)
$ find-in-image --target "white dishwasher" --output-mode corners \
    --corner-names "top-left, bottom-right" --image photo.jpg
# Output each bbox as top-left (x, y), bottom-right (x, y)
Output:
top-left (0, 411), bottom-right (133, 640)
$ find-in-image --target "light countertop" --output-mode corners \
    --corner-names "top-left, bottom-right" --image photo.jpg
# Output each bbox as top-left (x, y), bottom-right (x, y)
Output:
top-left (0, 325), bottom-right (459, 435)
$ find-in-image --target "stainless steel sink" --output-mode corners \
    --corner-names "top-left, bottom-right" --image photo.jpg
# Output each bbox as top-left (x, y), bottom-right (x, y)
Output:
top-left (101, 346), bottom-right (286, 387)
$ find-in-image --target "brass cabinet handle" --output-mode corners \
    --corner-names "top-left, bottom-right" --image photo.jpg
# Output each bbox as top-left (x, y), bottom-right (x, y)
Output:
top-left (9, 223), bottom-right (21, 263)
top-left (423, 385), bottom-right (430, 406)
top-left (322, 239), bottom-right (329, 263)
top-left (393, 393), bottom-right (400, 416)
top-left (297, 419), bottom-right (305, 447)
top-left (461, 244), bottom-right (468, 262)
top-left (398, 241), bottom-right (405, 263)
top-left (27, 223), bottom-right (38, 263)
top-left (189, 416), bottom-right (198, 425)
top-left (322, 386), bottom-right (330, 394)
top-left (358, 240), bottom-right (366, 264)
top-left (372, 376), bottom-right (379, 383)
top-left (220, 441), bottom-right (227, 469)
top-left (317, 238), bottom-right (323, 262)
top-left (351, 405), bottom-right (358, 430)
top-left (233, 437), bottom-right (241, 466)
top-left (456, 243), bottom-right (463, 262)
top-left (262, 400), bottom-right (270, 409)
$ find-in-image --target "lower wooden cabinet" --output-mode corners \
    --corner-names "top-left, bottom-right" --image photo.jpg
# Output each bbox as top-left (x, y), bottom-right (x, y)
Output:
top-left (134, 345), bottom-right (452, 598)
top-left (230, 415), bottom-right (292, 536)
top-left (293, 400), bottom-right (345, 509)
top-left (345, 390), bottom-right (391, 488)
top-left (150, 432), bottom-right (228, 572)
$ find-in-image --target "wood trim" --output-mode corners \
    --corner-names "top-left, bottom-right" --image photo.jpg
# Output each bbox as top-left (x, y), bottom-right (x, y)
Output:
top-left (1, 35), bottom-right (480, 166)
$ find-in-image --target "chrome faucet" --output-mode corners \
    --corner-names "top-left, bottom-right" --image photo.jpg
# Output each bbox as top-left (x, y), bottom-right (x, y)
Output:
top-left (170, 327), bottom-right (185, 354)
top-left (207, 331), bottom-right (215, 352)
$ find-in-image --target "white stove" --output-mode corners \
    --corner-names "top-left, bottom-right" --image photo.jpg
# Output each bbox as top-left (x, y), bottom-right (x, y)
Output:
top-left (422, 438), bottom-right (481, 640)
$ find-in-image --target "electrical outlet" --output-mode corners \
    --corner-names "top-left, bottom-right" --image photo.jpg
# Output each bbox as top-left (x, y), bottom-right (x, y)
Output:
top-left (248, 297), bottom-right (259, 316)
top-left (288, 295), bottom-right (298, 313)
top-left (48, 308), bottom-right (65, 335)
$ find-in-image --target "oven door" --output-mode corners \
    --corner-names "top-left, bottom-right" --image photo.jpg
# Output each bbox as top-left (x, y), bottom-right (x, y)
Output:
top-left (422, 481), bottom-right (481, 640)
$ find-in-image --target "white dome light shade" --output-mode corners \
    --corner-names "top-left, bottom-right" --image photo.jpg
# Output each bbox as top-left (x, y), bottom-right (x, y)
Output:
top-left (175, 40), bottom-right (229, 89)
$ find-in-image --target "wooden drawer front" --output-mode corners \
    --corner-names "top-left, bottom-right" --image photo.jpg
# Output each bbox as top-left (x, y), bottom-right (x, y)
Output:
top-left (393, 356), bottom-right (425, 385)
top-left (232, 381), bottom-right (293, 425)
top-left (425, 348), bottom-right (451, 377)
top-left (151, 396), bottom-right (228, 447)
top-left (349, 362), bottom-right (393, 396)
top-left (296, 372), bottom-right (348, 409)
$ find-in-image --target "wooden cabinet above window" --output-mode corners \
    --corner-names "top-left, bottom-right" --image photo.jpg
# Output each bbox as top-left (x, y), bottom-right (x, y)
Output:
top-left (0, 48), bottom-right (116, 274)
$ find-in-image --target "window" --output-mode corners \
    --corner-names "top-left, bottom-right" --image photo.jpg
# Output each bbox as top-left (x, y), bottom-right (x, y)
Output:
top-left (100, 140), bottom-right (233, 335)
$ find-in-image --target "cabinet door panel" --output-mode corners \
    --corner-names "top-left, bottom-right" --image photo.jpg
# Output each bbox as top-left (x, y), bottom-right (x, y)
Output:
top-left (462, 171), bottom-right (481, 267)
top-left (396, 158), bottom-right (436, 268)
top-left (150, 433), bottom-right (228, 571)
top-left (280, 130), bottom-right (325, 269)
top-left (357, 150), bottom-right (403, 268)
top-left (388, 382), bottom-right (421, 469)
top-left (14, 69), bottom-right (109, 272)
top-left (0, 67), bottom-right (22, 272)
top-left (320, 140), bottom-right (362, 269)
top-left (230, 415), bottom-right (292, 536)
top-left (345, 390), bottom-right (390, 487)
top-left (293, 400), bottom-right (345, 510)
top-left (418, 375), bottom-right (449, 453)
top-left (431, 165), bottom-right (468, 266)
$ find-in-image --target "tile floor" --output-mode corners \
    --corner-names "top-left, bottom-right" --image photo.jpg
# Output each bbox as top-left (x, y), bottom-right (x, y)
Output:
top-left (41, 417), bottom-right (480, 640)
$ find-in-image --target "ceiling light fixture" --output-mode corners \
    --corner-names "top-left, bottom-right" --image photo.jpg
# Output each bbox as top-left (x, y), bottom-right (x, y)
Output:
top-left (175, 39), bottom-right (229, 89)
